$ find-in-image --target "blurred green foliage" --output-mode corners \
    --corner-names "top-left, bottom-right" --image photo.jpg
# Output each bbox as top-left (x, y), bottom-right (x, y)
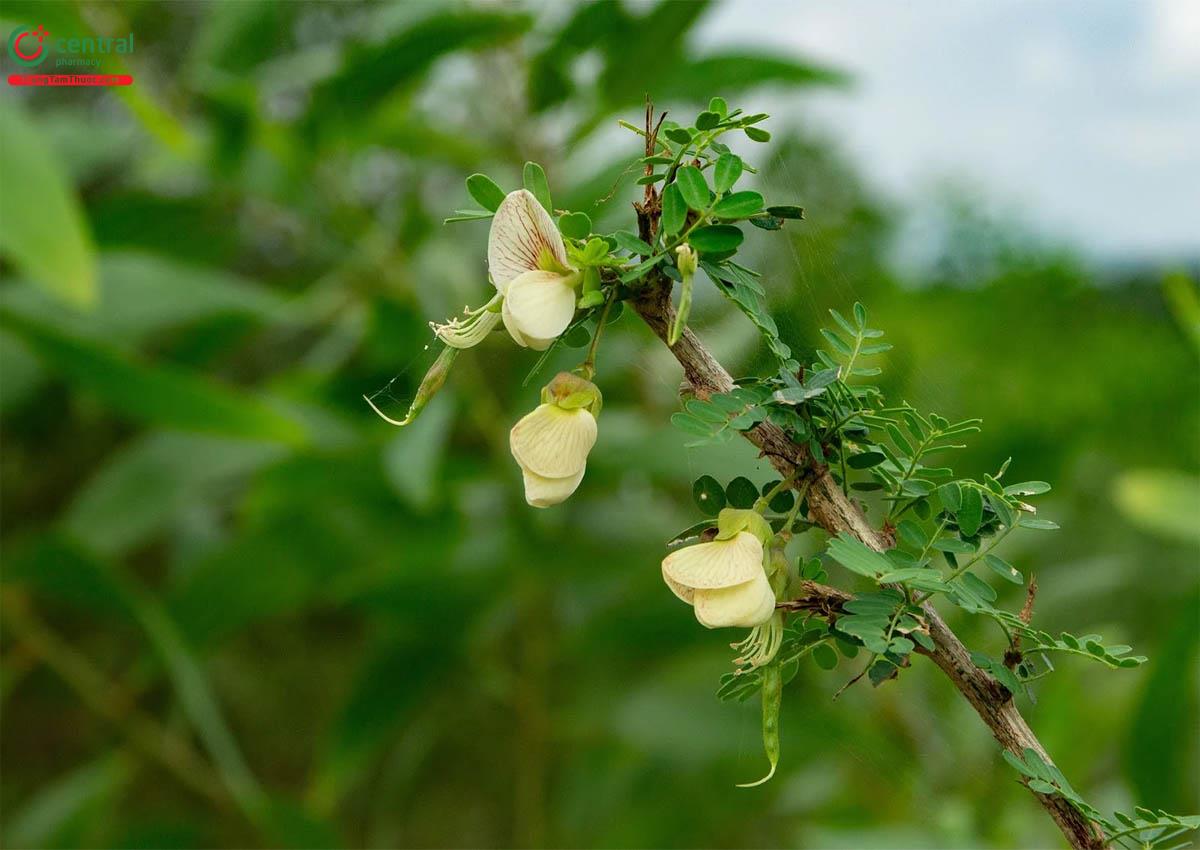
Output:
top-left (1, 2), bottom-right (1196, 848)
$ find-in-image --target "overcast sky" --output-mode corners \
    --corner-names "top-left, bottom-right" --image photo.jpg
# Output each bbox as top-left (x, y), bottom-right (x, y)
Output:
top-left (697, 0), bottom-right (1200, 262)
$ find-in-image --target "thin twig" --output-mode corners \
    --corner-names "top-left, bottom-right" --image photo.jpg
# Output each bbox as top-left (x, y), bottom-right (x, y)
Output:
top-left (0, 592), bottom-right (234, 809)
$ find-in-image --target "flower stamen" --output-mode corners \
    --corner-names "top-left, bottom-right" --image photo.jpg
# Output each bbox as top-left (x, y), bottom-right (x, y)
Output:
top-left (432, 293), bottom-right (504, 349)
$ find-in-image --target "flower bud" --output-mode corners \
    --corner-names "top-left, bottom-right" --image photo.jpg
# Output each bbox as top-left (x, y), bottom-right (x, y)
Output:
top-left (675, 243), bottom-right (698, 278)
top-left (540, 371), bottom-right (602, 415)
top-left (669, 244), bottom-right (698, 346)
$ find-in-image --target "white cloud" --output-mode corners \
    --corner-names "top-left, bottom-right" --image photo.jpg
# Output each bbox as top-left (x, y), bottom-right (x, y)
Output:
top-left (697, 0), bottom-right (1200, 260)
top-left (1147, 0), bottom-right (1200, 78)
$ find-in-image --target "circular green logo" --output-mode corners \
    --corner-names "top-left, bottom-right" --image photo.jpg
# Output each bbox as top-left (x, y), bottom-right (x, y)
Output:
top-left (8, 25), bottom-right (49, 67)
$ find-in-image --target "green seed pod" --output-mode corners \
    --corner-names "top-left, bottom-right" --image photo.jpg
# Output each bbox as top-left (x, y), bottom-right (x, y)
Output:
top-left (738, 661), bottom-right (781, 787)
top-left (364, 345), bottom-right (458, 427)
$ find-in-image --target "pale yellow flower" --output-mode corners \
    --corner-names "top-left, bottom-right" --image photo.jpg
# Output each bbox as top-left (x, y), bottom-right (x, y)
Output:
top-left (509, 373), bottom-right (601, 507)
top-left (662, 530), bottom-right (776, 629)
top-left (487, 190), bottom-right (578, 350)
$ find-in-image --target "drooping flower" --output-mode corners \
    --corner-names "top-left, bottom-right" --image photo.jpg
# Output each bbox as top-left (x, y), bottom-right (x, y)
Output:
top-left (488, 189), bottom-right (579, 350)
top-left (509, 372), bottom-right (601, 507)
top-left (661, 509), bottom-right (777, 629)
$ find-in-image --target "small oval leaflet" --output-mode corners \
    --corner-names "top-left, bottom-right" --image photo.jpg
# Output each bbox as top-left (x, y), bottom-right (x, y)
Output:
top-left (674, 166), bottom-right (710, 211)
top-left (558, 212), bottom-right (591, 240)
top-left (665, 126), bottom-right (693, 144)
top-left (661, 183), bottom-right (687, 235)
top-left (689, 225), bottom-right (744, 253)
top-left (848, 451), bottom-right (886, 470)
top-left (749, 215), bottom-right (784, 230)
top-left (725, 476), bottom-right (759, 509)
top-left (766, 205), bottom-right (804, 219)
top-left (466, 173), bottom-right (506, 211)
top-left (712, 191), bottom-right (764, 220)
top-left (692, 475), bottom-right (726, 516)
top-left (812, 644), bottom-right (839, 670)
top-left (522, 161), bottom-right (552, 212)
top-left (761, 480), bottom-right (795, 513)
top-left (957, 486), bottom-right (984, 536)
top-left (713, 153), bottom-right (743, 193)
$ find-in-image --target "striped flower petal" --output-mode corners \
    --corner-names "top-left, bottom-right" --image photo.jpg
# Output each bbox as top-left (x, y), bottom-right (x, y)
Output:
top-left (509, 404), bottom-right (597, 479)
top-left (487, 189), bottom-right (569, 293)
top-left (661, 532), bottom-right (764, 590)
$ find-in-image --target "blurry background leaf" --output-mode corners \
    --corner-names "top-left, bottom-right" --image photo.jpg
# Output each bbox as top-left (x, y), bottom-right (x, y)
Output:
top-left (0, 252), bottom-right (288, 347)
top-left (0, 311), bottom-right (306, 444)
top-left (382, 393), bottom-right (454, 512)
top-left (1125, 602), bottom-right (1199, 812)
top-left (656, 53), bottom-right (848, 100)
top-left (63, 432), bottom-right (286, 558)
top-left (1111, 469), bottom-right (1200, 544)
top-left (312, 621), bottom-right (466, 809)
top-left (0, 100), bottom-right (96, 308)
top-left (1, 754), bottom-right (131, 850)
top-left (307, 9), bottom-right (533, 127)
top-left (2, 535), bottom-right (136, 623)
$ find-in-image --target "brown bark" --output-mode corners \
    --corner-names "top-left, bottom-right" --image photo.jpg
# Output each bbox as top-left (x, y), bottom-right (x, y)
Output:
top-left (634, 284), bottom-right (1106, 849)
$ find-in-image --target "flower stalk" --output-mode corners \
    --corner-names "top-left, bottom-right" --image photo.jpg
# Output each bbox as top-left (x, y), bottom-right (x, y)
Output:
top-left (577, 287), bottom-right (618, 381)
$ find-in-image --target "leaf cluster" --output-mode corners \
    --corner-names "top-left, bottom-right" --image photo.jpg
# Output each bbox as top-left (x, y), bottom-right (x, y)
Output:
top-left (1005, 749), bottom-right (1200, 850)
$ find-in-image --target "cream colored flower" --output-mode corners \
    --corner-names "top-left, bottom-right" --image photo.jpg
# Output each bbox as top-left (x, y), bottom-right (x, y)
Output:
top-left (488, 190), bottom-right (578, 350)
top-left (509, 373), bottom-right (601, 508)
top-left (661, 528), bottom-right (776, 629)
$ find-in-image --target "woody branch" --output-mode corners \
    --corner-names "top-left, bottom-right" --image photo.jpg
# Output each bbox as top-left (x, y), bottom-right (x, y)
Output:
top-left (628, 104), bottom-right (1106, 850)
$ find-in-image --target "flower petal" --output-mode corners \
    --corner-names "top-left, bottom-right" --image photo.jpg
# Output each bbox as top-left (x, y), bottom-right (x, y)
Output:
top-left (504, 270), bottom-right (576, 343)
top-left (661, 564), bottom-right (695, 605)
top-left (510, 404), bottom-right (597, 479)
top-left (661, 532), bottom-right (763, 589)
top-left (502, 295), bottom-right (557, 350)
top-left (501, 295), bottom-right (530, 348)
top-left (520, 464), bottom-right (586, 508)
top-left (693, 571), bottom-right (776, 629)
top-left (488, 189), bottom-right (569, 292)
